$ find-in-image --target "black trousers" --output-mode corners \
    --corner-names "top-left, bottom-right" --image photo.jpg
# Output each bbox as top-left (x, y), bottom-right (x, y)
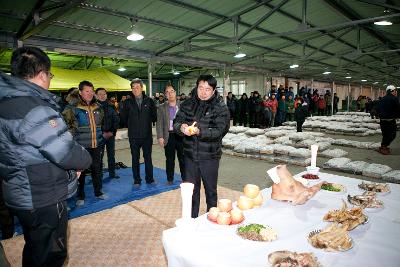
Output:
top-left (164, 133), bottom-right (185, 182)
top-left (99, 136), bottom-right (116, 177)
top-left (78, 147), bottom-right (102, 199)
top-left (0, 178), bottom-right (14, 239)
top-left (380, 119), bottom-right (397, 147)
top-left (296, 119), bottom-right (305, 132)
top-left (239, 112), bottom-right (248, 126)
top-left (129, 137), bottom-right (154, 184)
top-left (12, 201), bottom-right (68, 267)
top-left (185, 158), bottom-right (220, 218)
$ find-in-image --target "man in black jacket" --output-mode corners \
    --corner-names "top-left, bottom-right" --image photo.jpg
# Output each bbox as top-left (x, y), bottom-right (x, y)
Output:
top-left (120, 79), bottom-right (157, 186)
top-left (0, 47), bottom-right (91, 267)
top-left (377, 85), bottom-right (400, 155)
top-left (96, 88), bottom-right (120, 178)
top-left (174, 74), bottom-right (230, 218)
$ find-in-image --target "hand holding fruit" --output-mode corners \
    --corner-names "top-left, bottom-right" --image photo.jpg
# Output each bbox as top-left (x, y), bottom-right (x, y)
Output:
top-left (183, 122), bottom-right (199, 136)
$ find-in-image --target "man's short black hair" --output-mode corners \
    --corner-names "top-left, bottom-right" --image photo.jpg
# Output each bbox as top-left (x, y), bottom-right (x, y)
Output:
top-left (10, 46), bottom-right (51, 79)
top-left (79, 80), bottom-right (94, 91)
top-left (95, 87), bottom-right (107, 94)
top-left (196, 74), bottom-right (217, 90)
top-left (130, 78), bottom-right (143, 88)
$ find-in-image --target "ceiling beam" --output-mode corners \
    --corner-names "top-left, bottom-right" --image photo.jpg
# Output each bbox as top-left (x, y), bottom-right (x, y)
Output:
top-left (16, 0), bottom-right (46, 39)
top-left (355, 0), bottom-right (400, 12)
top-left (241, 13), bottom-right (400, 42)
top-left (155, 0), bottom-right (275, 55)
top-left (306, 27), bottom-right (354, 59)
top-left (238, 0), bottom-right (290, 40)
top-left (18, 0), bottom-right (85, 41)
top-left (323, 0), bottom-right (400, 53)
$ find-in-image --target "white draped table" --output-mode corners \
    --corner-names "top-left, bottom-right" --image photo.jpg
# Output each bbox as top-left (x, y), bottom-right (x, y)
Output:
top-left (162, 172), bottom-right (400, 267)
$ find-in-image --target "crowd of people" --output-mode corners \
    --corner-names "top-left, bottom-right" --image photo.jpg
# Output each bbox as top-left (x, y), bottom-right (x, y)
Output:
top-left (0, 46), bottom-right (398, 267)
top-left (225, 85), bottom-right (340, 132)
top-left (0, 47), bottom-right (230, 267)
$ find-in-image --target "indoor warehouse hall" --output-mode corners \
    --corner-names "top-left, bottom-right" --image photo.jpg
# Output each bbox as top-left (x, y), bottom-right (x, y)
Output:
top-left (0, 0), bottom-right (400, 267)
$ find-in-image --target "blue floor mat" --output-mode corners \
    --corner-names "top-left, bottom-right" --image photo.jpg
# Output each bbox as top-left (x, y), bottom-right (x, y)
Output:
top-left (8, 164), bottom-right (181, 237)
top-left (68, 164), bottom-right (181, 218)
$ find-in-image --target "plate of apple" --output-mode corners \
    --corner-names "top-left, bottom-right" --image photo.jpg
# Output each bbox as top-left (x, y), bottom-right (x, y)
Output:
top-left (207, 199), bottom-right (245, 225)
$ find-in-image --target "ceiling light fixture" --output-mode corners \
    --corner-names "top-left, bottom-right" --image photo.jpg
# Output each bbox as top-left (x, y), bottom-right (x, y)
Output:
top-left (127, 18), bottom-right (144, 41)
top-left (374, 9), bottom-right (393, 26)
top-left (172, 70), bottom-right (180, 75)
top-left (345, 76), bottom-right (352, 79)
top-left (118, 66), bottom-right (126, 72)
top-left (383, 83), bottom-right (387, 86)
top-left (234, 45), bottom-right (246, 58)
top-left (323, 71), bottom-right (331, 75)
top-left (373, 81), bottom-right (379, 84)
top-left (361, 79), bottom-right (367, 82)
top-left (290, 64), bottom-right (299, 69)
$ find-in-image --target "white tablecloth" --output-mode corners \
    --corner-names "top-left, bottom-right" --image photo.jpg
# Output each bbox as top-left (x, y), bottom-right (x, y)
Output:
top-left (162, 172), bottom-right (400, 267)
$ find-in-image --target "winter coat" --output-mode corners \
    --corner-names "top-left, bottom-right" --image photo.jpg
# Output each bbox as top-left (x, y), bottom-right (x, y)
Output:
top-left (63, 97), bottom-right (104, 149)
top-left (325, 94), bottom-right (332, 105)
top-left (239, 98), bottom-right (249, 114)
top-left (156, 101), bottom-right (181, 145)
top-left (0, 73), bottom-right (91, 210)
top-left (378, 94), bottom-right (400, 119)
top-left (266, 99), bottom-right (278, 113)
top-left (120, 92), bottom-right (157, 139)
top-left (226, 97), bottom-right (236, 113)
top-left (295, 104), bottom-right (309, 121)
top-left (278, 99), bottom-right (287, 112)
top-left (286, 99), bottom-right (295, 113)
top-left (98, 100), bottom-right (119, 136)
top-left (173, 88), bottom-right (230, 160)
top-left (318, 99), bottom-right (326, 109)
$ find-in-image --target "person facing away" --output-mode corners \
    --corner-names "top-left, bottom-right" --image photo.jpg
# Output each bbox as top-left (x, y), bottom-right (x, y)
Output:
top-left (95, 88), bottom-right (120, 179)
top-left (173, 74), bottom-right (230, 218)
top-left (120, 79), bottom-right (157, 186)
top-left (377, 85), bottom-right (400, 155)
top-left (0, 46), bottom-right (91, 267)
top-left (63, 80), bottom-right (107, 206)
top-left (156, 85), bottom-right (186, 185)
top-left (295, 98), bottom-right (309, 132)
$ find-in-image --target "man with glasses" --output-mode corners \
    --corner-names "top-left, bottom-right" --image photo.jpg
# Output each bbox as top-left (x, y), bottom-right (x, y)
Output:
top-left (0, 46), bottom-right (91, 267)
top-left (174, 74), bottom-right (230, 218)
top-left (156, 85), bottom-right (185, 185)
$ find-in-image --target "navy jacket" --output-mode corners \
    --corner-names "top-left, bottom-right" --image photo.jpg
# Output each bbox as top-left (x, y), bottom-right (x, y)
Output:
top-left (0, 72), bottom-right (92, 210)
top-left (120, 92), bottom-right (157, 139)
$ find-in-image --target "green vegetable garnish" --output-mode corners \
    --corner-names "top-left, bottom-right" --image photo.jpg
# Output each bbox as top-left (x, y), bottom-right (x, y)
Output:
top-left (321, 183), bottom-right (341, 192)
top-left (238, 224), bottom-right (265, 234)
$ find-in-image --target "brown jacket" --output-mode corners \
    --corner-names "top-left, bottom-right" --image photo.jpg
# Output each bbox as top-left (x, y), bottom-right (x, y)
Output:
top-left (156, 101), bottom-right (181, 146)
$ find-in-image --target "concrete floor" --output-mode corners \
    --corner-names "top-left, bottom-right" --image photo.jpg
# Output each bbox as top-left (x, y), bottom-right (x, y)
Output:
top-left (112, 128), bottom-right (400, 192)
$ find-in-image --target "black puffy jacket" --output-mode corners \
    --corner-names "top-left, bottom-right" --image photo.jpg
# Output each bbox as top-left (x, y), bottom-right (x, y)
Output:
top-left (377, 93), bottom-right (400, 120)
top-left (120, 92), bottom-right (157, 139)
top-left (0, 73), bottom-right (92, 210)
top-left (174, 88), bottom-right (230, 160)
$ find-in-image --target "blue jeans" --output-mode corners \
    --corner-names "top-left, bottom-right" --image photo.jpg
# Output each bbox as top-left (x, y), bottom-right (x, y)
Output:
top-left (99, 136), bottom-right (116, 177)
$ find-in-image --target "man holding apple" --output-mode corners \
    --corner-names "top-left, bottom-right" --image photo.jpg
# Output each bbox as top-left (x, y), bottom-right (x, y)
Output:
top-left (174, 74), bottom-right (230, 218)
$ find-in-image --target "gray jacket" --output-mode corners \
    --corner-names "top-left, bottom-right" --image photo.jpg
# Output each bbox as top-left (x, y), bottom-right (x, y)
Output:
top-left (156, 101), bottom-right (181, 146)
top-left (0, 72), bottom-right (92, 210)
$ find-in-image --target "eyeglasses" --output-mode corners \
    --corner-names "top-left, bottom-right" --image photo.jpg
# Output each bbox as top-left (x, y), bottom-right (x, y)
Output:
top-left (48, 72), bottom-right (54, 79)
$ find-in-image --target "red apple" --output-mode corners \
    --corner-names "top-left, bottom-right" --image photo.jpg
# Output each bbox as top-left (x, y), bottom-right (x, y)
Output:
top-left (253, 193), bottom-right (263, 206)
top-left (218, 199), bottom-right (233, 212)
top-left (216, 212), bottom-right (231, 225)
top-left (230, 209), bottom-right (244, 224)
top-left (237, 196), bottom-right (254, 210)
top-left (244, 184), bottom-right (260, 199)
top-left (207, 207), bottom-right (220, 222)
